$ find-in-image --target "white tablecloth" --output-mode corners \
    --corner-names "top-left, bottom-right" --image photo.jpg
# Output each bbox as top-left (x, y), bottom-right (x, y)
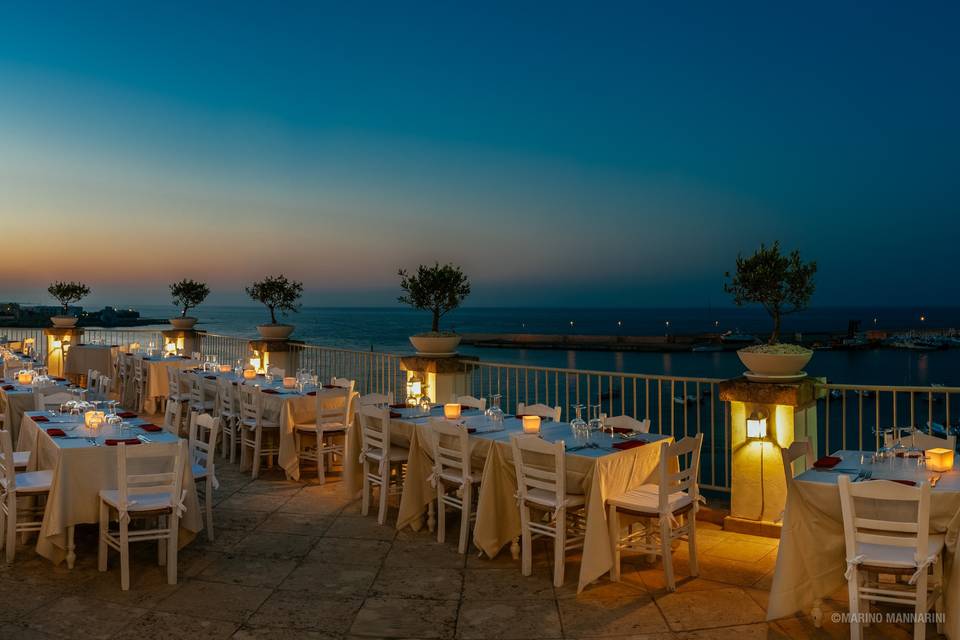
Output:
top-left (121, 354), bottom-right (198, 413)
top-left (1, 379), bottom-right (72, 442)
top-left (64, 344), bottom-right (119, 379)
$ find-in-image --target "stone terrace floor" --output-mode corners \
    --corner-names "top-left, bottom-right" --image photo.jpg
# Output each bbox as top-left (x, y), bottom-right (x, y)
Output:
top-left (0, 457), bottom-right (940, 639)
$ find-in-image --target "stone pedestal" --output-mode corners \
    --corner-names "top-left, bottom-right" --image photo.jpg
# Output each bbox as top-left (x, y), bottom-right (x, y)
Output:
top-left (43, 327), bottom-right (84, 377)
top-left (718, 377), bottom-right (819, 538)
top-left (249, 339), bottom-right (301, 376)
top-left (162, 329), bottom-right (200, 356)
top-left (399, 355), bottom-right (478, 404)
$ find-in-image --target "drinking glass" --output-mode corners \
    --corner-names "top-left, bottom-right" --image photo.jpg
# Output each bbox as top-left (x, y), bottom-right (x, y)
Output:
top-left (588, 403), bottom-right (603, 432)
top-left (486, 394), bottom-right (504, 426)
top-left (570, 404), bottom-right (587, 439)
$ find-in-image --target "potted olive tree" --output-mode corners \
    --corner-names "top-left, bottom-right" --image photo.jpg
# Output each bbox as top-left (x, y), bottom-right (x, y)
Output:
top-left (246, 274), bottom-right (303, 340)
top-left (47, 281), bottom-right (91, 328)
top-left (169, 279), bottom-right (210, 329)
top-left (724, 242), bottom-right (817, 379)
top-left (398, 262), bottom-right (471, 355)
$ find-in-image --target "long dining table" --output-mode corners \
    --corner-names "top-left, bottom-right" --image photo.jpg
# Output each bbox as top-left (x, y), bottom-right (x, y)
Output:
top-left (345, 406), bottom-right (672, 592)
top-left (767, 449), bottom-right (960, 638)
top-left (120, 352), bottom-right (198, 413)
top-left (1, 377), bottom-right (73, 442)
top-left (17, 410), bottom-right (203, 568)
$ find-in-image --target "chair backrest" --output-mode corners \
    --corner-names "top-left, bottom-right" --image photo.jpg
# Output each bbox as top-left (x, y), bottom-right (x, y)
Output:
top-left (455, 395), bottom-right (486, 410)
top-left (510, 433), bottom-right (567, 505)
top-left (86, 369), bottom-right (100, 394)
top-left (166, 367), bottom-right (182, 397)
top-left (117, 355), bottom-right (130, 381)
top-left (886, 427), bottom-right (957, 451)
top-left (605, 415), bottom-right (650, 433)
top-left (359, 392), bottom-right (390, 406)
top-left (97, 375), bottom-right (112, 399)
top-left (656, 433), bottom-right (703, 514)
top-left (268, 367), bottom-right (285, 378)
top-left (516, 403), bottom-right (561, 422)
top-left (217, 379), bottom-right (236, 416)
top-left (358, 403), bottom-right (391, 454)
top-left (330, 377), bottom-right (354, 389)
top-left (115, 439), bottom-right (187, 514)
top-left (187, 373), bottom-right (209, 406)
top-left (188, 412), bottom-right (220, 478)
top-left (239, 385), bottom-right (262, 425)
top-left (0, 429), bottom-right (17, 491)
top-left (780, 439), bottom-right (812, 487)
top-left (315, 386), bottom-right (353, 433)
top-left (428, 418), bottom-right (471, 481)
top-left (35, 391), bottom-right (77, 411)
top-left (838, 475), bottom-right (931, 567)
top-left (133, 357), bottom-right (146, 382)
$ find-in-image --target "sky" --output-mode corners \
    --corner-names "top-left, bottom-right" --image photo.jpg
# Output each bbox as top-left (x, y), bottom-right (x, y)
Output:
top-left (0, 1), bottom-right (958, 309)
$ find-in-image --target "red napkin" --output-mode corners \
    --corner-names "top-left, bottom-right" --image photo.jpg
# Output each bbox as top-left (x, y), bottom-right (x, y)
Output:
top-left (466, 427), bottom-right (477, 434)
top-left (389, 411), bottom-right (402, 418)
top-left (117, 411), bottom-right (137, 419)
top-left (323, 384), bottom-right (339, 389)
top-left (813, 456), bottom-right (842, 469)
top-left (261, 389), bottom-right (280, 395)
top-left (612, 440), bottom-right (648, 450)
top-left (2, 385), bottom-right (15, 391)
top-left (33, 415), bottom-right (50, 423)
top-left (139, 423), bottom-right (162, 432)
top-left (52, 377), bottom-right (66, 382)
top-left (204, 375), bottom-right (217, 380)
top-left (389, 403), bottom-right (407, 409)
top-left (105, 438), bottom-right (141, 446)
top-left (611, 426), bottom-right (636, 434)
top-left (306, 390), bottom-right (318, 396)
top-left (46, 428), bottom-right (66, 437)
top-left (179, 355), bottom-right (191, 359)
top-left (891, 479), bottom-right (917, 486)
top-left (513, 414), bottom-right (529, 420)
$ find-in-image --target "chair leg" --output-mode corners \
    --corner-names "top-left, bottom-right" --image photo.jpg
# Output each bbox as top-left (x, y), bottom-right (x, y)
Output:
top-left (5, 496), bottom-right (16, 563)
top-left (252, 429), bottom-right (262, 479)
top-left (229, 424), bottom-right (238, 464)
top-left (520, 506), bottom-right (532, 577)
top-left (119, 519), bottom-right (130, 591)
top-left (167, 517), bottom-right (179, 585)
top-left (687, 513), bottom-right (699, 577)
top-left (205, 478), bottom-right (215, 542)
top-left (847, 567), bottom-right (862, 640)
top-left (458, 484), bottom-right (471, 554)
top-left (377, 463), bottom-right (389, 525)
top-left (660, 518), bottom-right (675, 591)
top-left (608, 504), bottom-right (621, 581)
top-left (317, 434), bottom-right (326, 482)
top-left (553, 508), bottom-right (566, 588)
top-left (913, 571), bottom-right (927, 640)
top-left (436, 490), bottom-right (446, 545)
top-left (361, 460), bottom-right (371, 517)
top-left (935, 559), bottom-right (944, 634)
top-left (98, 500), bottom-right (108, 571)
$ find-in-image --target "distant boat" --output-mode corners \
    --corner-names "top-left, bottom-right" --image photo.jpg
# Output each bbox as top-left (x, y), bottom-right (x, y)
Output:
top-left (673, 394), bottom-right (698, 405)
top-left (691, 344), bottom-right (722, 352)
top-left (721, 330), bottom-right (756, 345)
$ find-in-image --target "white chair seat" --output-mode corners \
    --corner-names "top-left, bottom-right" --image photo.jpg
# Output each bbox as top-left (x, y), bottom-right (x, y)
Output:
top-left (608, 484), bottom-right (693, 514)
top-left (0, 470), bottom-right (52, 493)
top-left (99, 489), bottom-right (177, 513)
top-left (242, 418), bottom-right (279, 430)
top-left (190, 401), bottom-right (216, 411)
top-left (857, 535), bottom-right (945, 568)
top-left (294, 421), bottom-right (347, 432)
top-left (364, 445), bottom-right (409, 463)
top-left (439, 468), bottom-right (483, 485)
top-left (192, 463), bottom-right (208, 480)
top-left (524, 487), bottom-right (585, 509)
top-left (0, 451), bottom-right (30, 469)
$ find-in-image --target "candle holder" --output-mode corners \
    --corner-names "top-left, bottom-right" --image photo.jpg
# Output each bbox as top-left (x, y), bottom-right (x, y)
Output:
top-left (522, 415), bottom-right (541, 435)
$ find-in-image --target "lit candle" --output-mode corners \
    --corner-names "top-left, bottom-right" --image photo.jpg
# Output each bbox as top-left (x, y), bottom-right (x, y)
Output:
top-left (444, 403), bottom-right (462, 420)
top-left (84, 410), bottom-right (105, 429)
top-left (242, 369), bottom-right (256, 380)
top-left (17, 370), bottom-right (33, 385)
top-left (219, 364), bottom-right (232, 373)
top-left (282, 376), bottom-right (297, 389)
top-left (249, 357), bottom-right (262, 373)
top-left (522, 415), bottom-right (541, 434)
top-left (927, 447), bottom-right (954, 472)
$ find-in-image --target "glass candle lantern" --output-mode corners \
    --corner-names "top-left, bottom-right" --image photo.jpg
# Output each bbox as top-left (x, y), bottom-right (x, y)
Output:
top-left (444, 403), bottom-right (462, 420)
top-left (522, 415), bottom-right (541, 434)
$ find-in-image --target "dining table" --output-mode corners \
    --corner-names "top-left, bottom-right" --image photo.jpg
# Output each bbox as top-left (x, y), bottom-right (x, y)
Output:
top-left (1, 377), bottom-right (73, 442)
top-left (767, 449), bottom-right (960, 638)
top-left (120, 352), bottom-right (199, 413)
top-left (64, 343), bottom-right (120, 381)
top-left (17, 410), bottom-right (203, 568)
top-left (346, 406), bottom-right (672, 592)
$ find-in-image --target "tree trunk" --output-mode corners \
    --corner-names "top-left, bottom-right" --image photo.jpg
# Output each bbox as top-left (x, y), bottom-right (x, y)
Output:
top-left (181, 307), bottom-right (188, 318)
top-left (431, 310), bottom-right (440, 333)
top-left (770, 312), bottom-right (781, 344)
top-left (269, 306), bottom-right (277, 324)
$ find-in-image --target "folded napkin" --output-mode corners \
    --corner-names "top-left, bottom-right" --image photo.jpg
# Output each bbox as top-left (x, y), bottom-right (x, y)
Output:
top-left (46, 428), bottom-right (66, 437)
top-left (117, 411), bottom-right (137, 419)
top-left (389, 411), bottom-right (402, 419)
top-left (513, 414), bottom-right (529, 419)
top-left (52, 377), bottom-right (66, 382)
top-left (306, 390), bottom-right (317, 396)
top-left (139, 423), bottom-right (163, 432)
top-left (204, 375), bottom-right (217, 380)
top-left (179, 355), bottom-right (191, 359)
top-left (105, 438), bottom-right (141, 446)
top-left (323, 384), bottom-right (339, 389)
top-left (611, 426), bottom-right (636, 434)
top-left (466, 427), bottom-right (477, 434)
top-left (813, 455), bottom-right (842, 469)
top-left (261, 389), bottom-right (280, 395)
top-left (32, 415), bottom-right (50, 423)
top-left (389, 403), bottom-right (407, 409)
top-left (612, 440), bottom-right (647, 450)
top-left (890, 479), bottom-right (917, 486)
top-left (1, 385), bottom-right (15, 391)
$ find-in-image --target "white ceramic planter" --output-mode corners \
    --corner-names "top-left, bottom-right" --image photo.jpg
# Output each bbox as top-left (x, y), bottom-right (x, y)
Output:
top-left (257, 324), bottom-right (295, 340)
top-left (409, 334), bottom-right (461, 356)
top-left (169, 317), bottom-right (198, 330)
top-left (50, 315), bottom-right (78, 328)
top-left (737, 348), bottom-right (812, 378)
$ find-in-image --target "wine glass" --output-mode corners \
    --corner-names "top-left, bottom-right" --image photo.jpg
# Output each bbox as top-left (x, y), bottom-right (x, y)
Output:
top-left (588, 404), bottom-right (603, 432)
top-left (570, 404), bottom-right (587, 439)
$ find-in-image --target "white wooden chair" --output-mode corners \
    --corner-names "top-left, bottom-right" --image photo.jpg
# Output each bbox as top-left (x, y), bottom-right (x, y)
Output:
top-left (117, 356), bottom-right (132, 409)
top-left (85, 369), bottom-right (101, 397)
top-left (510, 433), bottom-right (586, 587)
top-left (605, 415), bottom-right (650, 433)
top-left (607, 433), bottom-right (704, 591)
top-left (188, 413), bottom-right (220, 541)
top-left (428, 418), bottom-right (480, 553)
top-left (238, 386), bottom-right (280, 479)
top-left (34, 390), bottom-right (76, 412)
top-left (132, 358), bottom-right (148, 412)
top-left (357, 404), bottom-right (408, 525)
top-left (330, 377), bottom-right (354, 389)
top-left (216, 380), bottom-right (240, 462)
top-left (780, 439), bottom-right (812, 488)
top-left (97, 375), bottom-right (113, 402)
top-left (359, 392), bottom-right (391, 406)
top-left (294, 384), bottom-right (353, 482)
top-left (454, 395), bottom-right (486, 411)
top-left (838, 475), bottom-right (945, 640)
top-left (268, 367), bottom-right (285, 378)
top-left (886, 428), bottom-right (957, 452)
top-left (97, 439), bottom-right (187, 590)
top-left (0, 429), bottom-right (51, 562)
top-left (164, 367), bottom-right (187, 422)
top-left (516, 402), bottom-right (561, 422)
top-left (186, 373), bottom-right (216, 417)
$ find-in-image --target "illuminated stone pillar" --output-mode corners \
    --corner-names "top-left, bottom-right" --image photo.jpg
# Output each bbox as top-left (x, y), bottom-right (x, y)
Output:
top-left (43, 327), bottom-right (84, 377)
top-left (719, 377), bottom-right (819, 537)
top-left (399, 356), bottom-right (478, 405)
top-left (162, 329), bottom-right (200, 356)
top-left (249, 339), bottom-right (301, 377)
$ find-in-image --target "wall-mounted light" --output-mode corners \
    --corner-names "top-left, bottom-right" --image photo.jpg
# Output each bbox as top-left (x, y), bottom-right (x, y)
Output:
top-left (747, 410), bottom-right (767, 439)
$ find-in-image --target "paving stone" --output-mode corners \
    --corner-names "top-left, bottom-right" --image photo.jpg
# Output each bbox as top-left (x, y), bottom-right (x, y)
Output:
top-left (326, 515), bottom-right (398, 541)
top-left (155, 580), bottom-right (272, 623)
top-left (255, 512), bottom-right (334, 536)
top-left (456, 599), bottom-right (563, 639)
top-left (233, 531), bottom-right (317, 560)
top-left (306, 537), bottom-right (391, 566)
top-left (247, 591), bottom-right (361, 633)
top-left (558, 594), bottom-right (669, 637)
top-left (277, 560), bottom-right (378, 596)
top-left (370, 565), bottom-right (463, 600)
top-left (22, 595), bottom-right (148, 639)
top-left (198, 554), bottom-right (299, 588)
top-left (656, 586), bottom-right (767, 631)
top-left (112, 611), bottom-right (239, 639)
top-left (461, 567), bottom-right (555, 600)
top-left (350, 596), bottom-right (458, 638)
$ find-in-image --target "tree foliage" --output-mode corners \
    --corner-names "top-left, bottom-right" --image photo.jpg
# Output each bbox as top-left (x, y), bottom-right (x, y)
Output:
top-left (47, 281), bottom-right (91, 314)
top-left (246, 275), bottom-right (303, 324)
top-left (169, 279), bottom-right (210, 317)
top-left (398, 263), bottom-right (471, 333)
top-left (724, 242), bottom-right (817, 344)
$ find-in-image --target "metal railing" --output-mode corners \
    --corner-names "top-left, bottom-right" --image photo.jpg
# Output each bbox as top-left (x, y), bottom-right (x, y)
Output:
top-left (465, 361), bottom-right (729, 491)
top-left (0, 327), bottom-right (166, 363)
